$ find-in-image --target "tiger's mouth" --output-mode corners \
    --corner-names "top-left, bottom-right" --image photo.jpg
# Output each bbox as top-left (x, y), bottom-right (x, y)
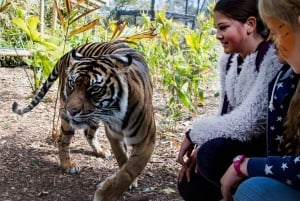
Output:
top-left (61, 110), bottom-right (98, 129)
top-left (69, 119), bottom-right (89, 129)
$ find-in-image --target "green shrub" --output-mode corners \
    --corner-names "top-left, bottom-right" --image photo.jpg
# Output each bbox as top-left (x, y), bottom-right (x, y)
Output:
top-left (0, 0), bottom-right (219, 119)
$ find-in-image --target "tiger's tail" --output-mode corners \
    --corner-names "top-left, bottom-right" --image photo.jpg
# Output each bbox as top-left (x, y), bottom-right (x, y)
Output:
top-left (12, 66), bottom-right (59, 115)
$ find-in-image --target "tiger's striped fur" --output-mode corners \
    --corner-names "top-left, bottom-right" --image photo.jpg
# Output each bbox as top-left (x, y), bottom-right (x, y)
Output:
top-left (12, 41), bottom-right (156, 201)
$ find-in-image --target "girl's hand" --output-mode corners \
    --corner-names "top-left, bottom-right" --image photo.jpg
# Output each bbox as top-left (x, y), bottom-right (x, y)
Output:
top-left (177, 147), bottom-right (198, 182)
top-left (177, 137), bottom-right (195, 168)
top-left (220, 158), bottom-right (249, 201)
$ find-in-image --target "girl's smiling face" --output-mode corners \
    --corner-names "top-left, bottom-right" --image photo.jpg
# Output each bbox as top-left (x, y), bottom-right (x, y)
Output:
top-left (214, 11), bottom-right (247, 54)
top-left (267, 17), bottom-right (300, 73)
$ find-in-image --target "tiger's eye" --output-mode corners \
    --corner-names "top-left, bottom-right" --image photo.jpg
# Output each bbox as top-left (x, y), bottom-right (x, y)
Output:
top-left (91, 85), bottom-right (101, 92)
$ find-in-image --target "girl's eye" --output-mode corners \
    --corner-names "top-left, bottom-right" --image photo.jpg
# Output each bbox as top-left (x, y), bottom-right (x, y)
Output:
top-left (219, 25), bottom-right (228, 31)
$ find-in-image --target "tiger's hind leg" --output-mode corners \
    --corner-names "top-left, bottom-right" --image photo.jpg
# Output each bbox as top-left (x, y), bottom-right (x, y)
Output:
top-left (84, 127), bottom-right (111, 158)
top-left (58, 119), bottom-right (80, 174)
top-left (93, 129), bottom-right (156, 201)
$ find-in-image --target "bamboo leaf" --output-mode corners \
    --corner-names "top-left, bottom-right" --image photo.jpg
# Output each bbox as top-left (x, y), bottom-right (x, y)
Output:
top-left (39, 54), bottom-right (53, 77)
top-left (111, 20), bottom-right (127, 40)
top-left (15, 7), bottom-right (25, 18)
top-left (28, 16), bottom-right (40, 41)
top-left (122, 28), bottom-right (157, 40)
top-left (73, 0), bottom-right (86, 8)
top-left (69, 7), bottom-right (100, 24)
top-left (65, 0), bottom-right (72, 15)
top-left (53, 0), bottom-right (66, 32)
top-left (68, 19), bottom-right (99, 37)
top-left (177, 89), bottom-right (191, 108)
top-left (0, 2), bottom-right (10, 13)
top-left (176, 84), bottom-right (193, 109)
top-left (28, 16), bottom-right (39, 30)
top-left (36, 41), bottom-right (59, 50)
top-left (12, 18), bottom-right (31, 36)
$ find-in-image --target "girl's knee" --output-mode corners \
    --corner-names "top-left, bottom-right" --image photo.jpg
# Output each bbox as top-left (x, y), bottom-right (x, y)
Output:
top-left (235, 177), bottom-right (300, 201)
top-left (197, 138), bottom-right (234, 173)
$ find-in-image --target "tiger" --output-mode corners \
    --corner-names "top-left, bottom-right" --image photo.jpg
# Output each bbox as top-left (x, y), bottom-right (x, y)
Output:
top-left (12, 40), bottom-right (156, 201)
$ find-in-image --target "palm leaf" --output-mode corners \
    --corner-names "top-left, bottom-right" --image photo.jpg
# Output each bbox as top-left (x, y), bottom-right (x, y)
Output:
top-left (68, 18), bottom-right (99, 37)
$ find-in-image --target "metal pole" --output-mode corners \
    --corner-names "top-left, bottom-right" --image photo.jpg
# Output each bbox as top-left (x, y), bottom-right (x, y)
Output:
top-left (151, 0), bottom-right (155, 20)
top-left (185, 0), bottom-right (188, 14)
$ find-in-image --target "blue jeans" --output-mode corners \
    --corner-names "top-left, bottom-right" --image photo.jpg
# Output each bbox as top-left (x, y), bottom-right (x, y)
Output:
top-left (235, 177), bottom-right (300, 201)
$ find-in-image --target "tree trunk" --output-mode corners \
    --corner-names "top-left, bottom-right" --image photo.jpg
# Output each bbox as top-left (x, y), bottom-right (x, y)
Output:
top-left (51, 1), bottom-right (57, 29)
top-left (40, 0), bottom-right (45, 35)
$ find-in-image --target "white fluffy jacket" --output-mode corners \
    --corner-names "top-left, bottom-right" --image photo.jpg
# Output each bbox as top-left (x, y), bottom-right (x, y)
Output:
top-left (190, 46), bottom-right (282, 145)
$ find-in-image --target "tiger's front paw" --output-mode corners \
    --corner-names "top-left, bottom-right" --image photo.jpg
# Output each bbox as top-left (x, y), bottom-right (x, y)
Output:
top-left (93, 175), bottom-right (118, 201)
top-left (62, 161), bottom-right (80, 174)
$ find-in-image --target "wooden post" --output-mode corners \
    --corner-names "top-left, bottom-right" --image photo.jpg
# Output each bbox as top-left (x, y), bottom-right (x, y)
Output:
top-left (0, 48), bottom-right (31, 57)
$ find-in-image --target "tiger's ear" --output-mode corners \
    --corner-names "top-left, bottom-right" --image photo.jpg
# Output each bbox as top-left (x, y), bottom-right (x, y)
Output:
top-left (103, 54), bottom-right (132, 70)
top-left (69, 49), bottom-right (84, 65)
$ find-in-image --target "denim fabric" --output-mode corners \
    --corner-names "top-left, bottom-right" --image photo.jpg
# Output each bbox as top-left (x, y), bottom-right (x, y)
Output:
top-left (235, 177), bottom-right (300, 201)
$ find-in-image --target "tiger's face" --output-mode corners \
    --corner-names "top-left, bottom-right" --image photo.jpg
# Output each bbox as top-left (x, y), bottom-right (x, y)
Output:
top-left (61, 52), bottom-right (131, 129)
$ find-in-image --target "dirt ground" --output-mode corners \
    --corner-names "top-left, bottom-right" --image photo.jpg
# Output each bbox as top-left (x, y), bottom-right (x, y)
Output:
top-left (0, 66), bottom-right (219, 201)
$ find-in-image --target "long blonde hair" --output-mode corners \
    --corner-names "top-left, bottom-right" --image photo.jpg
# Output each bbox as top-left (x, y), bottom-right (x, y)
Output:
top-left (258, 0), bottom-right (300, 30)
top-left (259, 0), bottom-right (300, 154)
top-left (283, 80), bottom-right (300, 154)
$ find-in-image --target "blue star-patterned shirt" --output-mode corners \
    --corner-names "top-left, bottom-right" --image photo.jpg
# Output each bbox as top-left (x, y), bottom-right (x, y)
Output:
top-left (248, 64), bottom-right (300, 189)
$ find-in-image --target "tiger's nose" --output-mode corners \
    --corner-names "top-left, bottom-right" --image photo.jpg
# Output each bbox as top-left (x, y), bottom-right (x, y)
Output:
top-left (69, 108), bottom-right (81, 116)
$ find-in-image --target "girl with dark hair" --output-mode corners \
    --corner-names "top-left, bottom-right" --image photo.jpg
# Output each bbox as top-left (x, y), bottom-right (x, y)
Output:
top-left (177, 0), bottom-right (283, 200)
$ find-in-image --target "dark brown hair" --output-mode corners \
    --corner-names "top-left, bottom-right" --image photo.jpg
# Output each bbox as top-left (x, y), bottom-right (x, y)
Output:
top-left (214, 0), bottom-right (269, 38)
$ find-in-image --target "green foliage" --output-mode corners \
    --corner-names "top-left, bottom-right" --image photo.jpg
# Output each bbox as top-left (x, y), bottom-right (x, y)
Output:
top-left (5, 0), bottom-right (102, 92)
top-left (0, 1), bottom-right (219, 119)
top-left (0, 2), bottom-right (28, 48)
top-left (11, 13), bottom-right (60, 92)
top-left (31, 158), bottom-right (41, 168)
top-left (134, 8), bottom-right (219, 118)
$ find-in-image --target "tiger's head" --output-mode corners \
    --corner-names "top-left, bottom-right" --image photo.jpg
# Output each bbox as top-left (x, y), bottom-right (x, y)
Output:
top-left (61, 50), bottom-right (132, 129)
